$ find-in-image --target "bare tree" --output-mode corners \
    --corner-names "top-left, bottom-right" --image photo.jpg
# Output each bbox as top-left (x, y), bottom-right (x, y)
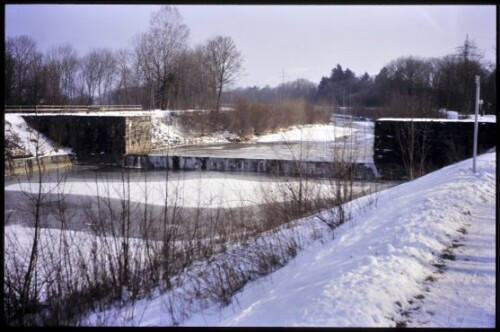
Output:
top-left (203, 35), bottom-right (244, 111)
top-left (79, 51), bottom-right (100, 105)
top-left (58, 45), bottom-right (80, 104)
top-left (43, 45), bottom-right (80, 104)
top-left (79, 48), bottom-right (116, 105)
top-left (5, 35), bottom-right (43, 105)
top-left (43, 49), bottom-right (65, 105)
top-left (5, 38), bottom-right (16, 104)
top-left (133, 5), bottom-right (189, 110)
top-left (4, 120), bottom-right (68, 325)
top-left (380, 56), bottom-right (437, 179)
top-left (132, 31), bottom-right (156, 109)
top-left (95, 48), bottom-right (117, 105)
top-left (114, 49), bottom-right (133, 105)
top-left (168, 47), bottom-right (212, 109)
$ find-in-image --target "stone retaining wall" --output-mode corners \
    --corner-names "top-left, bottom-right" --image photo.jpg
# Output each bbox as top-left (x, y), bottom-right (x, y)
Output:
top-left (4, 154), bottom-right (72, 177)
top-left (374, 119), bottom-right (496, 179)
top-left (23, 115), bottom-right (151, 163)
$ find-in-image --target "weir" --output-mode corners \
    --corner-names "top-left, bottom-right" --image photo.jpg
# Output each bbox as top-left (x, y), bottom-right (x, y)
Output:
top-left (122, 155), bottom-right (378, 180)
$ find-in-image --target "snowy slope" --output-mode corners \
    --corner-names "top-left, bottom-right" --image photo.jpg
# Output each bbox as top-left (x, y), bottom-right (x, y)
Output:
top-left (4, 113), bottom-right (72, 157)
top-left (4, 110), bottom-right (496, 326)
top-left (5, 153), bottom-right (496, 327)
top-left (178, 151), bottom-right (496, 327)
top-left (63, 151), bottom-right (497, 327)
top-left (149, 110), bottom-right (240, 149)
top-left (255, 124), bottom-right (353, 143)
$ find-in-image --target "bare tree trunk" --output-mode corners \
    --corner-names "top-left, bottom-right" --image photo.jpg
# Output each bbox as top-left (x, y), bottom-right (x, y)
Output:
top-left (16, 116), bottom-right (48, 325)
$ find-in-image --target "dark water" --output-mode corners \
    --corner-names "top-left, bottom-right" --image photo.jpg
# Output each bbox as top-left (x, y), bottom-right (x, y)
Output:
top-left (4, 164), bottom-right (398, 239)
top-left (4, 119), bottom-right (395, 238)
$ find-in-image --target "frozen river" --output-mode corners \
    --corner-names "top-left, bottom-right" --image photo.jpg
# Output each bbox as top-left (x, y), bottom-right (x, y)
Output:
top-left (153, 120), bottom-right (375, 164)
top-left (4, 164), bottom-right (397, 238)
top-left (4, 119), bottom-right (390, 238)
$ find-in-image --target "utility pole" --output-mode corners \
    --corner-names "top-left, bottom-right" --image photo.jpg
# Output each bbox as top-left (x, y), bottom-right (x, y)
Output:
top-left (280, 69), bottom-right (286, 85)
top-left (280, 69), bottom-right (287, 104)
top-left (472, 75), bottom-right (480, 173)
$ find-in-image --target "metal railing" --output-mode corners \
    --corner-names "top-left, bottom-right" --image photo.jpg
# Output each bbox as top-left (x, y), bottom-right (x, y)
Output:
top-left (4, 105), bottom-right (144, 113)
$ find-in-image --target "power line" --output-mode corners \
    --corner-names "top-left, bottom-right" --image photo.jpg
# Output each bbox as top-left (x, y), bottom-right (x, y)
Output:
top-left (279, 69), bottom-right (288, 103)
top-left (280, 68), bottom-right (288, 86)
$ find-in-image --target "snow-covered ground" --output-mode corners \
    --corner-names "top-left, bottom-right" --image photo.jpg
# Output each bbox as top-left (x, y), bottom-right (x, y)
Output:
top-left (80, 150), bottom-right (496, 327)
top-left (151, 110), bottom-right (360, 150)
top-left (179, 151), bottom-right (496, 327)
top-left (254, 124), bottom-right (353, 143)
top-left (149, 110), bottom-right (241, 149)
top-left (4, 113), bottom-right (72, 157)
top-left (45, 150), bottom-right (492, 327)
top-left (4, 109), bottom-right (496, 326)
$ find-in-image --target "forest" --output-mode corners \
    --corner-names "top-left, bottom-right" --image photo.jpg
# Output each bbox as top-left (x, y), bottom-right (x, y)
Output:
top-left (227, 36), bottom-right (496, 118)
top-left (5, 5), bottom-right (496, 119)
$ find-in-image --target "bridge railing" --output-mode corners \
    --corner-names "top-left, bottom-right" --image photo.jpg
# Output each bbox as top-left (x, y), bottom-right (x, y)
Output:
top-left (4, 105), bottom-right (144, 113)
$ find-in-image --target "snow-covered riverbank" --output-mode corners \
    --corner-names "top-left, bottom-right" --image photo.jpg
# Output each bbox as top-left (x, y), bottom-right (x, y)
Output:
top-left (60, 150), bottom-right (494, 327)
top-left (4, 109), bottom-right (495, 326)
top-left (4, 110), bottom-right (360, 158)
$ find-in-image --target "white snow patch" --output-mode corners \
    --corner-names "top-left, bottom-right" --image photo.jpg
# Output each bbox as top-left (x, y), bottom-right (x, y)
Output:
top-left (5, 173), bottom-right (373, 209)
top-left (149, 110), bottom-right (239, 149)
top-left (378, 115), bottom-right (496, 123)
top-left (4, 113), bottom-right (72, 157)
top-left (255, 124), bottom-right (354, 143)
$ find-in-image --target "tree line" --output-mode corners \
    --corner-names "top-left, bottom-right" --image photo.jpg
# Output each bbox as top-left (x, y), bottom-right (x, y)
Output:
top-left (5, 6), bottom-right (243, 111)
top-left (5, 4), bottom-right (495, 118)
top-left (225, 36), bottom-right (496, 117)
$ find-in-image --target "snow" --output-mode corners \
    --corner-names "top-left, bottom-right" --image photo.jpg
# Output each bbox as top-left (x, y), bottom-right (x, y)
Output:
top-left (35, 151), bottom-right (493, 327)
top-left (439, 108), bottom-right (459, 120)
top-left (150, 111), bottom-right (354, 148)
top-left (177, 151), bottom-right (496, 327)
top-left (466, 114), bottom-right (497, 122)
top-left (4, 172), bottom-right (375, 209)
top-left (5, 110), bottom-right (357, 156)
top-left (4, 109), bottom-right (496, 327)
top-left (8, 111), bottom-right (155, 117)
top-left (254, 124), bottom-right (353, 143)
top-left (149, 110), bottom-right (240, 149)
top-left (378, 114), bottom-right (496, 123)
top-left (4, 113), bottom-right (72, 157)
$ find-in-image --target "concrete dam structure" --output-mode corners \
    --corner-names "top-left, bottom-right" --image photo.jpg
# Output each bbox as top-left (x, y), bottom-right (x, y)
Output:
top-left (19, 112), bottom-right (377, 180)
top-left (374, 118), bottom-right (496, 179)
top-left (123, 155), bottom-right (378, 180)
top-left (21, 111), bottom-right (495, 181)
top-left (23, 114), bottom-right (152, 163)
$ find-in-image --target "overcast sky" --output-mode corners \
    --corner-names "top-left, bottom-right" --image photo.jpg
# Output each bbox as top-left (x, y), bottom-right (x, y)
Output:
top-left (5, 4), bottom-right (497, 88)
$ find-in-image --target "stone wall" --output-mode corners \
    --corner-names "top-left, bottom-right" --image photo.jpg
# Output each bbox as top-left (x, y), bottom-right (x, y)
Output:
top-left (23, 115), bottom-right (151, 163)
top-left (124, 117), bottom-right (152, 155)
top-left (374, 119), bottom-right (496, 179)
top-left (4, 154), bottom-right (72, 177)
